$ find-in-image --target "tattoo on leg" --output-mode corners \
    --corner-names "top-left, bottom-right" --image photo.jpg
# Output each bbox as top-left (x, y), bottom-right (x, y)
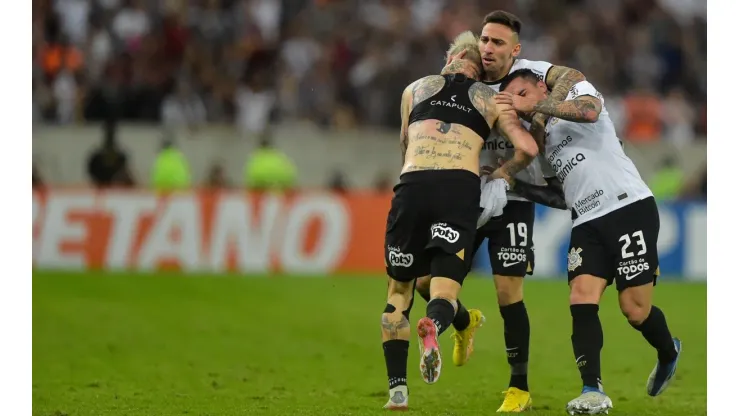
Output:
top-left (382, 314), bottom-right (410, 339)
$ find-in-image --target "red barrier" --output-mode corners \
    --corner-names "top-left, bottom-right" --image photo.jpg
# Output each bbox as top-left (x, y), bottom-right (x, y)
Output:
top-left (33, 190), bottom-right (393, 274)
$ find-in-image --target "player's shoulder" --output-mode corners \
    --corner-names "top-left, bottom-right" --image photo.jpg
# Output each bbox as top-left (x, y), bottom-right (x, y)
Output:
top-left (468, 81), bottom-right (496, 101)
top-left (406, 75), bottom-right (443, 90)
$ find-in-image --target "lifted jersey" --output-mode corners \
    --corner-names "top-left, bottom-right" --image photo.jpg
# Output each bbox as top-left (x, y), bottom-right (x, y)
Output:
top-left (481, 59), bottom-right (553, 201)
top-left (542, 81), bottom-right (653, 227)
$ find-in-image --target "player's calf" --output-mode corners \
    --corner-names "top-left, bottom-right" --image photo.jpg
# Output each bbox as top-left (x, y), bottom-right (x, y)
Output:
top-left (416, 275), bottom-right (472, 332)
top-left (494, 275), bottom-right (530, 391)
top-left (419, 275), bottom-right (483, 367)
top-left (569, 275), bottom-right (607, 392)
top-left (619, 284), bottom-right (680, 396)
top-left (381, 278), bottom-right (414, 409)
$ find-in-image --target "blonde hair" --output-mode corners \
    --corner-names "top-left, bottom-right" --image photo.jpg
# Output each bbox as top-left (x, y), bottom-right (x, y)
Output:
top-left (445, 31), bottom-right (482, 66)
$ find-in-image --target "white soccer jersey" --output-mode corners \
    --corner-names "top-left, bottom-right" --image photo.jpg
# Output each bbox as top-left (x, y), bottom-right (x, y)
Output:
top-left (542, 81), bottom-right (653, 227)
top-left (481, 59), bottom-right (553, 201)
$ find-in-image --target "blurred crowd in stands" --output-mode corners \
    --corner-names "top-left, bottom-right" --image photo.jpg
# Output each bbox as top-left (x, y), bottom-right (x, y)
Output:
top-left (32, 0), bottom-right (706, 199)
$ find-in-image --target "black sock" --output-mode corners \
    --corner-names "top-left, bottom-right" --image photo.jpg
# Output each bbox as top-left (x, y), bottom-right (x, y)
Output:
top-left (383, 340), bottom-right (409, 389)
top-left (630, 306), bottom-right (678, 364)
top-left (426, 298), bottom-right (456, 334)
top-left (452, 300), bottom-right (471, 331)
top-left (571, 304), bottom-right (603, 389)
top-left (500, 301), bottom-right (530, 391)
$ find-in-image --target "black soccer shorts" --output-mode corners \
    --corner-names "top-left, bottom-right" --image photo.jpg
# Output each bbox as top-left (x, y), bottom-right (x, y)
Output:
top-left (567, 197), bottom-right (660, 291)
top-left (384, 170), bottom-right (480, 285)
top-left (472, 200), bottom-right (536, 277)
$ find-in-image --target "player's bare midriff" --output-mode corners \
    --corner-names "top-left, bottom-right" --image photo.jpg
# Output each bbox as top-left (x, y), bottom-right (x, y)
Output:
top-left (401, 119), bottom-right (483, 175)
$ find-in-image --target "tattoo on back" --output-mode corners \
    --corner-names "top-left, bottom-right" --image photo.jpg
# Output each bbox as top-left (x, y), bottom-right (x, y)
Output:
top-left (411, 76), bottom-right (445, 108)
top-left (436, 121), bottom-right (451, 134)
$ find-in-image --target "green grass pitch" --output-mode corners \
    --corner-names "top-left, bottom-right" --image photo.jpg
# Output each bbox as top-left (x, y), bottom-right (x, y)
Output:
top-left (33, 271), bottom-right (706, 416)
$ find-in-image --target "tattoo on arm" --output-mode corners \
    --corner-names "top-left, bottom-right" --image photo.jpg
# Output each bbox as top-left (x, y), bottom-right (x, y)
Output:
top-left (534, 96), bottom-right (602, 123)
top-left (544, 66), bottom-right (585, 101)
top-left (533, 66), bottom-right (600, 122)
top-left (493, 111), bottom-right (537, 183)
top-left (411, 76), bottom-right (446, 107)
top-left (381, 314), bottom-right (410, 340)
top-left (400, 96), bottom-right (409, 164)
top-left (468, 82), bottom-right (497, 125)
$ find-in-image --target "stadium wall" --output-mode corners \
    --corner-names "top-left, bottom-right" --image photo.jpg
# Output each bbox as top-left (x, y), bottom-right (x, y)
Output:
top-left (33, 124), bottom-right (707, 189)
top-left (33, 190), bottom-right (706, 281)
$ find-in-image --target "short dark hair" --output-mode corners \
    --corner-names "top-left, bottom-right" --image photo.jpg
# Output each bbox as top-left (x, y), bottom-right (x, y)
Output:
top-left (499, 69), bottom-right (542, 92)
top-left (482, 10), bottom-right (522, 34)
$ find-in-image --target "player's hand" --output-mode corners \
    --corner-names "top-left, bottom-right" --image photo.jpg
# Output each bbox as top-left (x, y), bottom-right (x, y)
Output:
top-left (445, 49), bottom-right (467, 65)
top-left (494, 93), bottom-right (514, 106)
top-left (480, 165), bottom-right (496, 178)
top-left (497, 92), bottom-right (540, 114)
top-left (491, 167), bottom-right (514, 187)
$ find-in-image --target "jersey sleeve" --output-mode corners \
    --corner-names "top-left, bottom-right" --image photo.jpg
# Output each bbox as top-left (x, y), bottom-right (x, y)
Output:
top-left (517, 59), bottom-right (553, 83)
top-left (565, 80), bottom-right (604, 103)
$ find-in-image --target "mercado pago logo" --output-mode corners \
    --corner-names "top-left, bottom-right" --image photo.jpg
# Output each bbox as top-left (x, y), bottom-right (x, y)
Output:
top-left (32, 191), bottom-right (364, 273)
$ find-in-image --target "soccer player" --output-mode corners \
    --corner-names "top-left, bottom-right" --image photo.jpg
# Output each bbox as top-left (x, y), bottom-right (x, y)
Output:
top-left (416, 10), bottom-right (587, 413)
top-left (381, 31), bottom-right (539, 410)
top-left (499, 69), bottom-right (682, 415)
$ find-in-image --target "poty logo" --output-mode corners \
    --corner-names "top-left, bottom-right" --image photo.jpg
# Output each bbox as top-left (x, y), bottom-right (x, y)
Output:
top-left (388, 251), bottom-right (414, 267)
top-left (431, 223), bottom-right (460, 243)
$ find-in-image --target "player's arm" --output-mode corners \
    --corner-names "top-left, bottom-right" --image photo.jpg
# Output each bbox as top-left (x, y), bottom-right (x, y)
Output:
top-left (400, 76), bottom-right (446, 164)
top-left (511, 177), bottom-right (567, 210)
top-left (399, 85), bottom-right (413, 165)
top-left (533, 66), bottom-right (601, 122)
top-left (492, 105), bottom-right (539, 184)
top-left (469, 82), bottom-right (538, 184)
top-left (508, 154), bottom-right (567, 210)
top-left (511, 180), bottom-right (567, 210)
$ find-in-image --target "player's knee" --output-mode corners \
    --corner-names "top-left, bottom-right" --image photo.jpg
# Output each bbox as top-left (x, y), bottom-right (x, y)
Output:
top-left (569, 275), bottom-right (605, 305)
top-left (429, 276), bottom-right (461, 302)
top-left (381, 305), bottom-right (411, 340)
top-left (387, 277), bottom-right (414, 305)
top-left (620, 301), bottom-right (651, 325)
top-left (619, 285), bottom-right (653, 325)
top-left (494, 275), bottom-right (524, 306)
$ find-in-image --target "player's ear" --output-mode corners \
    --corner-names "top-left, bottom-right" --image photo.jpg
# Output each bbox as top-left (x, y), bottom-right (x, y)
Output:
top-left (537, 80), bottom-right (547, 93)
top-left (512, 43), bottom-right (521, 58)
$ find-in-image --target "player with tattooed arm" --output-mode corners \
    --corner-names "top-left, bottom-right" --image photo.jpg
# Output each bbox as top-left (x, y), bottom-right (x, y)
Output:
top-left (500, 69), bottom-right (682, 415)
top-left (380, 31), bottom-right (538, 410)
top-left (414, 10), bottom-right (587, 413)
